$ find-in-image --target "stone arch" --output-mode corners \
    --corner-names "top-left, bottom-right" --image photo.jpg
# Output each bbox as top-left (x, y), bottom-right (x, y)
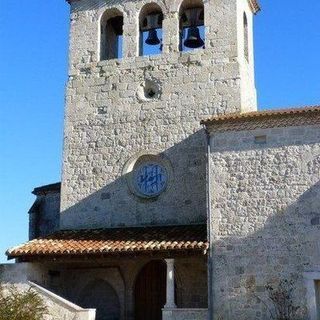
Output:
top-left (178, 0), bottom-right (205, 51)
top-left (138, 3), bottom-right (164, 56)
top-left (77, 279), bottom-right (121, 320)
top-left (137, 1), bottom-right (167, 23)
top-left (99, 8), bottom-right (124, 60)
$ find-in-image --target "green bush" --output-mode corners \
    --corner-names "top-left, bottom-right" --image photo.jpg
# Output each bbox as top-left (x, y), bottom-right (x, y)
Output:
top-left (0, 285), bottom-right (48, 320)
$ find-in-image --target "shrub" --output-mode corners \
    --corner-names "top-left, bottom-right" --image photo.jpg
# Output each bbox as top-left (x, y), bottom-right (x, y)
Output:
top-left (0, 285), bottom-right (48, 320)
top-left (262, 279), bottom-right (301, 320)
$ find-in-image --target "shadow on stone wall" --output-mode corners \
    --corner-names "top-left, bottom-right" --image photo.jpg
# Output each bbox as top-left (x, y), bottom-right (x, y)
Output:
top-left (60, 130), bottom-right (207, 230)
top-left (213, 182), bottom-right (320, 320)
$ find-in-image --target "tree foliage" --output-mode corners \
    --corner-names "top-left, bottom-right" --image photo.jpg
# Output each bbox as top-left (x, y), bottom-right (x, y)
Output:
top-left (0, 285), bottom-right (48, 320)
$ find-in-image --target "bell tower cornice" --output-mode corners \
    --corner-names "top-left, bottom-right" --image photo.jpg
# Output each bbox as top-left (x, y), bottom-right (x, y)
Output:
top-left (66, 0), bottom-right (260, 14)
top-left (248, 0), bottom-right (260, 14)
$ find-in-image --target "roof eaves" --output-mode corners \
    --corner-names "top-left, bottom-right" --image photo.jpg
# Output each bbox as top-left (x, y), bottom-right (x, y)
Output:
top-left (201, 106), bottom-right (320, 126)
top-left (32, 182), bottom-right (61, 196)
top-left (6, 224), bottom-right (208, 260)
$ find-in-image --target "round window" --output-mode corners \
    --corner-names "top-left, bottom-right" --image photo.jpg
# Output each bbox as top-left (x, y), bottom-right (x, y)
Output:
top-left (133, 162), bottom-right (168, 197)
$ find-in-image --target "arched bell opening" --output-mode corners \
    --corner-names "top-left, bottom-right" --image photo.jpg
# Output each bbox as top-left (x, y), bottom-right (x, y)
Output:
top-left (139, 3), bottom-right (164, 56)
top-left (100, 9), bottom-right (124, 61)
top-left (179, 0), bottom-right (205, 52)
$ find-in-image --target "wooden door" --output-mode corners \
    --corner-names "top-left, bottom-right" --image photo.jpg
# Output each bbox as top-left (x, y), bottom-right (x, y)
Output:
top-left (134, 260), bottom-right (166, 320)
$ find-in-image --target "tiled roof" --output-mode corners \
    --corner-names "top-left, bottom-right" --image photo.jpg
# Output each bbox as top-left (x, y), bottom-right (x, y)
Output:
top-left (7, 225), bottom-right (208, 259)
top-left (201, 106), bottom-right (320, 124)
top-left (201, 106), bottom-right (320, 132)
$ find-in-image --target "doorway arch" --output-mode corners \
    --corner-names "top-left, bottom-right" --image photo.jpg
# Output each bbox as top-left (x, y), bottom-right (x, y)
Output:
top-left (78, 279), bottom-right (120, 320)
top-left (134, 260), bottom-right (167, 320)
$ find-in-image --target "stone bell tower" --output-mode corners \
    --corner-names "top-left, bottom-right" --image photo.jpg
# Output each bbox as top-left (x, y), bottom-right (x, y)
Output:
top-left (61, 0), bottom-right (259, 229)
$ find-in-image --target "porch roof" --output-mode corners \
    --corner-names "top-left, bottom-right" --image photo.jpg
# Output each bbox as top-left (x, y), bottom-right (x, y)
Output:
top-left (7, 224), bottom-right (208, 260)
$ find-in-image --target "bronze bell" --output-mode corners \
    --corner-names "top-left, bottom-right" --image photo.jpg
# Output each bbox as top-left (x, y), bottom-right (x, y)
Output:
top-left (184, 26), bottom-right (204, 49)
top-left (145, 29), bottom-right (160, 46)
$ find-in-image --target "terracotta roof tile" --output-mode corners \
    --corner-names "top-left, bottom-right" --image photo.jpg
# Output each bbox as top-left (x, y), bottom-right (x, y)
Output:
top-left (7, 225), bottom-right (208, 259)
top-left (201, 106), bottom-right (320, 132)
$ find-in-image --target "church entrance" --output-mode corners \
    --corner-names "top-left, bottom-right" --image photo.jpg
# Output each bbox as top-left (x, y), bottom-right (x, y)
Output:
top-left (134, 260), bottom-right (166, 320)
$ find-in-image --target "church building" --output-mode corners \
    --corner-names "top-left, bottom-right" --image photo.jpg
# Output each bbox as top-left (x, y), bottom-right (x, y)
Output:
top-left (1, 0), bottom-right (320, 319)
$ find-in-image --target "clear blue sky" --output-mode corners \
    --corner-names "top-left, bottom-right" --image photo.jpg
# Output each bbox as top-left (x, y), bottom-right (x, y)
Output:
top-left (0, 0), bottom-right (319, 263)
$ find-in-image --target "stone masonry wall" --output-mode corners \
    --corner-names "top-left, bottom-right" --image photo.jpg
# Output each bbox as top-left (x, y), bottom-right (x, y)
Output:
top-left (61, 0), bottom-right (257, 229)
top-left (209, 124), bottom-right (320, 319)
top-left (162, 308), bottom-right (208, 320)
top-left (29, 192), bottom-right (60, 240)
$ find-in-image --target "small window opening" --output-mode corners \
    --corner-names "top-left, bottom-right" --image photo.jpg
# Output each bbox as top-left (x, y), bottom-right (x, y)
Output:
top-left (243, 12), bottom-right (249, 62)
top-left (100, 11), bottom-right (123, 60)
top-left (146, 88), bottom-right (156, 98)
top-left (137, 79), bottom-right (162, 101)
top-left (179, 0), bottom-right (205, 52)
top-left (139, 4), bottom-right (163, 56)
